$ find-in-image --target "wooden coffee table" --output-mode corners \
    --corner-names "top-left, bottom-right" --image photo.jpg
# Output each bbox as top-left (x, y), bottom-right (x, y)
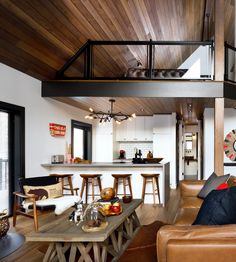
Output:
top-left (26, 199), bottom-right (142, 262)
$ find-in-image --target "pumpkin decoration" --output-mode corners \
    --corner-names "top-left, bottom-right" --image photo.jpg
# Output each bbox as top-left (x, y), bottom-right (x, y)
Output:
top-left (100, 187), bottom-right (115, 201)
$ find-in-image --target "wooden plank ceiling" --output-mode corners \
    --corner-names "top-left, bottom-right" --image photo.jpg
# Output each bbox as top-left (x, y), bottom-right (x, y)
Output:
top-left (0, 0), bottom-right (234, 80)
top-left (0, 0), bottom-right (235, 123)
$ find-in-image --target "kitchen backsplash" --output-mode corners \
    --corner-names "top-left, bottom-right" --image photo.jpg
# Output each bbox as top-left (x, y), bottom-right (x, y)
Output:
top-left (119, 142), bottom-right (153, 159)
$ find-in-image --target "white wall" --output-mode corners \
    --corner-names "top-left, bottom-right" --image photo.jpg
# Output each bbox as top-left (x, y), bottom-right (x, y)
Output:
top-left (153, 113), bottom-right (176, 188)
top-left (0, 63), bottom-right (92, 178)
top-left (204, 108), bottom-right (236, 178)
top-left (179, 45), bottom-right (212, 79)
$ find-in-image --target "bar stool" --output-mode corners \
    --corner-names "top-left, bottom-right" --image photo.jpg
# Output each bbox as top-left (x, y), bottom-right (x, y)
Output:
top-left (141, 174), bottom-right (161, 206)
top-left (112, 174), bottom-right (133, 198)
top-left (80, 174), bottom-right (102, 204)
top-left (49, 173), bottom-right (77, 195)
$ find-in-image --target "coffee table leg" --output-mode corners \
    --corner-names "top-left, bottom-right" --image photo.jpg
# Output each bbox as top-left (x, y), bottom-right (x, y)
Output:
top-left (69, 243), bottom-right (77, 262)
top-left (101, 245), bottom-right (107, 262)
top-left (93, 242), bottom-right (101, 262)
top-left (43, 243), bottom-right (55, 262)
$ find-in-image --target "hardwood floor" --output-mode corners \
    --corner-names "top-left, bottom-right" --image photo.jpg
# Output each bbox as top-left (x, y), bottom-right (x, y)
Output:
top-left (2, 189), bottom-right (180, 262)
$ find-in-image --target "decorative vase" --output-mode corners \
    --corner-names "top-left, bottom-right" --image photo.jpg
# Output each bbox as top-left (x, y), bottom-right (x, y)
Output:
top-left (0, 210), bottom-right (9, 238)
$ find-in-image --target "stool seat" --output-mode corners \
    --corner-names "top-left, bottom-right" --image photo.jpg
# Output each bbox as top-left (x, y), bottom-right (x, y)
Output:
top-left (112, 174), bottom-right (133, 198)
top-left (141, 174), bottom-right (160, 178)
top-left (141, 173), bottom-right (160, 206)
top-left (80, 174), bottom-right (102, 178)
top-left (80, 174), bottom-right (102, 204)
top-left (49, 173), bottom-right (75, 195)
top-left (112, 174), bottom-right (132, 178)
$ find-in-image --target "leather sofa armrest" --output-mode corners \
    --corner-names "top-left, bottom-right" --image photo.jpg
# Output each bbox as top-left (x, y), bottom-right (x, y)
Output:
top-left (180, 180), bottom-right (205, 197)
top-left (167, 239), bottom-right (236, 262)
top-left (156, 224), bottom-right (236, 262)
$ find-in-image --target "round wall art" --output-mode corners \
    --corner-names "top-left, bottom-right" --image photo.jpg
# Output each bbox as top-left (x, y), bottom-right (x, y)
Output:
top-left (224, 129), bottom-right (236, 161)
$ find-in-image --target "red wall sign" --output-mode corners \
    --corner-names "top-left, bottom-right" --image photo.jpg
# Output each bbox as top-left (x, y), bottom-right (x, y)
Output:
top-left (49, 123), bottom-right (66, 137)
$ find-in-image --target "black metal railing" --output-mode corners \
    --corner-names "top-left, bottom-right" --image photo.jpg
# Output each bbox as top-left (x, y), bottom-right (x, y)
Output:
top-left (225, 42), bottom-right (236, 83)
top-left (56, 40), bottom-right (214, 81)
top-left (0, 159), bottom-right (8, 190)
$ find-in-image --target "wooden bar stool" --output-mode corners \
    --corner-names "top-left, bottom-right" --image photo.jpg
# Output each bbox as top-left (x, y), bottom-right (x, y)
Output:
top-left (49, 173), bottom-right (77, 195)
top-left (80, 174), bottom-right (102, 204)
top-left (112, 174), bottom-right (133, 198)
top-left (141, 174), bottom-right (161, 206)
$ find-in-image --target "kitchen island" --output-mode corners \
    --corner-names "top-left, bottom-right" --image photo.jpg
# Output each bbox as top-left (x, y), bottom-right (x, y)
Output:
top-left (41, 162), bottom-right (170, 205)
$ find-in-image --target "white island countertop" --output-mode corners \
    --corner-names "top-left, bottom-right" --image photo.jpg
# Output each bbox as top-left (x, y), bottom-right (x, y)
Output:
top-left (41, 162), bottom-right (168, 168)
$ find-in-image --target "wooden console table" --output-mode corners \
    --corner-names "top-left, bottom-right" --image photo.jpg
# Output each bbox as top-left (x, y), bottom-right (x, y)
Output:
top-left (26, 199), bottom-right (142, 262)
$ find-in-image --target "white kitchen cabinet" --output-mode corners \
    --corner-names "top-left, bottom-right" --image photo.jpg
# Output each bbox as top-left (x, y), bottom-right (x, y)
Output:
top-left (115, 121), bottom-right (127, 141)
top-left (144, 116), bottom-right (154, 141)
top-left (115, 116), bottom-right (153, 141)
top-left (134, 117), bottom-right (145, 141)
top-left (126, 119), bottom-right (136, 141)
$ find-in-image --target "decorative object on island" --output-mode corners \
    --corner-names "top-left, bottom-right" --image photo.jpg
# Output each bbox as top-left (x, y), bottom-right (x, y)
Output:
top-left (65, 142), bottom-right (72, 163)
top-left (49, 123), bottom-right (66, 137)
top-left (0, 210), bottom-right (9, 238)
top-left (224, 129), bottom-right (236, 161)
top-left (85, 99), bottom-right (136, 124)
top-left (119, 149), bottom-right (126, 159)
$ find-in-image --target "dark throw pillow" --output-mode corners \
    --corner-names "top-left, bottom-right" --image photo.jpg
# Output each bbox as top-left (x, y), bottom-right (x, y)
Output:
top-left (197, 172), bottom-right (230, 199)
top-left (193, 187), bottom-right (236, 225)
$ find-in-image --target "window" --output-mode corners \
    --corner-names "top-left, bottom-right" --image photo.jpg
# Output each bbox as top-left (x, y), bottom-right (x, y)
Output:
top-left (0, 101), bottom-right (25, 215)
top-left (185, 140), bottom-right (193, 150)
top-left (71, 120), bottom-right (92, 160)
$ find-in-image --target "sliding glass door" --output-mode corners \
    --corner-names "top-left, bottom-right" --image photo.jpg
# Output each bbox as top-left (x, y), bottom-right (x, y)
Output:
top-left (0, 111), bottom-right (9, 213)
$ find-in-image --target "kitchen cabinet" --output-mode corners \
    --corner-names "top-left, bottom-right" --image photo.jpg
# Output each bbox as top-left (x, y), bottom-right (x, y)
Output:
top-left (116, 116), bottom-right (153, 141)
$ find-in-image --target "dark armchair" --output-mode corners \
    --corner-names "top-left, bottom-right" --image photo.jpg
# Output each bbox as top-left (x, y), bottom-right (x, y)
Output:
top-left (13, 176), bottom-right (79, 231)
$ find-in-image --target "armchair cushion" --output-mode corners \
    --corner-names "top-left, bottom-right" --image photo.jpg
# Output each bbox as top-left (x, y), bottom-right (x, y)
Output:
top-left (23, 182), bottom-right (62, 200)
top-left (23, 195), bottom-right (81, 215)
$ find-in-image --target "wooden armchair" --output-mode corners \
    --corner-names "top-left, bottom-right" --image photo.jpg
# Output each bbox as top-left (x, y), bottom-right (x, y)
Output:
top-left (13, 176), bottom-right (80, 231)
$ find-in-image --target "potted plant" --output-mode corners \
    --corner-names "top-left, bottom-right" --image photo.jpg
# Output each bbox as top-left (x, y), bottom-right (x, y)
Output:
top-left (0, 209), bottom-right (9, 238)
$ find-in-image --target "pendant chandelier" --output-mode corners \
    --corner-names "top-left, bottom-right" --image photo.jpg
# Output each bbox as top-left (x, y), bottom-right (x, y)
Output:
top-left (85, 99), bottom-right (136, 124)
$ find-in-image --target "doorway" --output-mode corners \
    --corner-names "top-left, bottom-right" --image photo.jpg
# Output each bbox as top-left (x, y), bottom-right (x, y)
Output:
top-left (178, 122), bottom-right (202, 181)
top-left (0, 112), bottom-right (9, 212)
top-left (71, 120), bottom-right (92, 161)
top-left (0, 101), bottom-right (25, 215)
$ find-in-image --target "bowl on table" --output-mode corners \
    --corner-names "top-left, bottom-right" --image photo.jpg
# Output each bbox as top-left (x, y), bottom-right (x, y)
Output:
top-left (122, 195), bottom-right (132, 203)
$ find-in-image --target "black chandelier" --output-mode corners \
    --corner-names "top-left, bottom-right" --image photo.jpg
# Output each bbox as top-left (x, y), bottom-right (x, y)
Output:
top-left (85, 99), bottom-right (136, 124)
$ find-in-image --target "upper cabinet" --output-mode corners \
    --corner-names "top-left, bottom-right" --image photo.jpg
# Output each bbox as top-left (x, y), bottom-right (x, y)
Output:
top-left (116, 116), bottom-right (154, 141)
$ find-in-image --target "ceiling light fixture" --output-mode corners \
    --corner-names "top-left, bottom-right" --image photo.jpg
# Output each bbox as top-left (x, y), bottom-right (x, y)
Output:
top-left (85, 99), bottom-right (136, 124)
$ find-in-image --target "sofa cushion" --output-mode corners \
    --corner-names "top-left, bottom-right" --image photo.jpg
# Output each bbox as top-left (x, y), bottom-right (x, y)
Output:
top-left (197, 172), bottom-right (230, 199)
top-left (193, 187), bottom-right (236, 225)
top-left (175, 208), bottom-right (200, 225)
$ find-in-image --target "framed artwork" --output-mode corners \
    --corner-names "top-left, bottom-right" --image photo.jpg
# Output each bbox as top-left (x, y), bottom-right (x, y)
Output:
top-left (49, 123), bottom-right (66, 137)
top-left (224, 129), bottom-right (236, 161)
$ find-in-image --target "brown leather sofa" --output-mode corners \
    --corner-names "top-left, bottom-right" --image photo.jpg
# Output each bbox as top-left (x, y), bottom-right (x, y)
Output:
top-left (157, 180), bottom-right (236, 262)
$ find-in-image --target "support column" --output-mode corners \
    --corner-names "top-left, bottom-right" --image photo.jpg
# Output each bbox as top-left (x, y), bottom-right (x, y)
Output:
top-left (214, 0), bottom-right (224, 176)
top-left (214, 98), bottom-right (224, 176)
top-left (214, 0), bottom-right (224, 81)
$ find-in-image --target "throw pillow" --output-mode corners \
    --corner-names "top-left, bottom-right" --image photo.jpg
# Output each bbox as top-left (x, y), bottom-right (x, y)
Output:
top-left (216, 182), bottom-right (229, 190)
top-left (24, 182), bottom-right (63, 200)
top-left (193, 187), bottom-right (236, 225)
top-left (197, 172), bottom-right (230, 199)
